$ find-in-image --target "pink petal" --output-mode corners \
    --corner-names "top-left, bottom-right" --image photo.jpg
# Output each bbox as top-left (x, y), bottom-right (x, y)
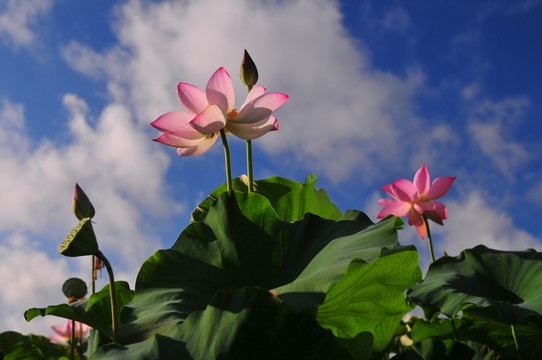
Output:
top-left (176, 135), bottom-right (218, 156)
top-left (189, 104), bottom-right (227, 135)
top-left (177, 83), bottom-right (208, 114)
top-left (413, 202), bottom-right (447, 225)
top-left (153, 129), bottom-right (205, 148)
top-left (414, 221), bottom-right (427, 239)
top-left (49, 334), bottom-right (69, 343)
top-left (226, 116), bottom-right (278, 140)
top-left (51, 323), bottom-right (70, 336)
top-left (234, 92), bottom-right (289, 124)
top-left (414, 164), bottom-right (430, 197)
top-left (239, 85), bottom-right (266, 109)
top-left (425, 176), bottom-right (456, 200)
top-left (391, 179), bottom-right (417, 202)
top-left (206, 67), bottom-right (235, 113)
top-left (151, 111), bottom-right (194, 132)
top-left (376, 199), bottom-right (412, 218)
top-left (380, 184), bottom-right (395, 198)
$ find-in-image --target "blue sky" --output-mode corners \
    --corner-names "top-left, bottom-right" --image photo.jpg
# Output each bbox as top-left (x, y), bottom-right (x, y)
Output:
top-left (1, 0), bottom-right (541, 336)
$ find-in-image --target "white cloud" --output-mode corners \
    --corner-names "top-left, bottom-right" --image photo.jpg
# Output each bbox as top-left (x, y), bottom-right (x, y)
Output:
top-left (0, 0), bottom-right (53, 46)
top-left (433, 191), bottom-right (540, 257)
top-left (381, 7), bottom-right (411, 33)
top-left (467, 96), bottom-right (531, 178)
top-left (0, 96), bottom-right (182, 333)
top-left (61, 0), bottom-right (426, 182)
top-left (0, 233), bottom-right (88, 335)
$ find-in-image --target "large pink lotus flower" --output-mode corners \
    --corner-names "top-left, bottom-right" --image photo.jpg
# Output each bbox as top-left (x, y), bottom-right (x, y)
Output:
top-left (377, 164), bottom-right (455, 239)
top-left (49, 320), bottom-right (91, 343)
top-left (151, 67), bottom-right (289, 156)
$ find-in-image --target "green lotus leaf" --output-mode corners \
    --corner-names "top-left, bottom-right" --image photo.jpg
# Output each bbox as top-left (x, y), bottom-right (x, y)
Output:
top-left (116, 191), bottom-right (417, 357)
top-left (459, 306), bottom-right (542, 360)
top-left (191, 174), bottom-right (341, 222)
top-left (408, 245), bottom-right (542, 323)
top-left (0, 331), bottom-right (77, 360)
top-left (25, 281), bottom-right (133, 340)
top-left (92, 287), bottom-right (353, 359)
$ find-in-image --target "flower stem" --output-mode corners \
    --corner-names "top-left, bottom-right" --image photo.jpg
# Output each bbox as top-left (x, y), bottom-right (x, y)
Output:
top-left (219, 129), bottom-right (232, 191)
top-left (246, 140), bottom-right (254, 192)
top-left (95, 250), bottom-right (117, 343)
top-left (245, 84), bottom-right (254, 193)
top-left (422, 215), bottom-right (436, 263)
top-left (70, 319), bottom-right (75, 360)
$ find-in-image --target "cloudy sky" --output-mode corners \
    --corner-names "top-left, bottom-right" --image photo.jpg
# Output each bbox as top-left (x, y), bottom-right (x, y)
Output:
top-left (1, 0), bottom-right (541, 336)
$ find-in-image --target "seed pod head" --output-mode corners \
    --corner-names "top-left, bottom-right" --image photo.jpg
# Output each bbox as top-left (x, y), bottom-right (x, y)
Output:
top-left (62, 278), bottom-right (88, 300)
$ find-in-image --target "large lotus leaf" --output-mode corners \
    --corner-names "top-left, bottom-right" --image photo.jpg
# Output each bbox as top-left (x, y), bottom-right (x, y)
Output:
top-left (91, 287), bottom-right (353, 359)
top-left (408, 245), bottom-right (542, 323)
top-left (25, 281), bottom-right (133, 340)
top-left (118, 191), bottom-right (416, 356)
top-left (88, 333), bottom-right (188, 360)
top-left (315, 247), bottom-right (421, 351)
top-left (191, 174), bottom-right (341, 222)
top-left (0, 331), bottom-right (78, 360)
top-left (178, 286), bottom-right (353, 359)
top-left (458, 306), bottom-right (542, 360)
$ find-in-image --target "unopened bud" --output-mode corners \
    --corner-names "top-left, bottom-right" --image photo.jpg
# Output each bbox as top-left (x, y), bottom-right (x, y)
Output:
top-left (73, 183), bottom-right (95, 220)
top-left (240, 49), bottom-right (258, 87)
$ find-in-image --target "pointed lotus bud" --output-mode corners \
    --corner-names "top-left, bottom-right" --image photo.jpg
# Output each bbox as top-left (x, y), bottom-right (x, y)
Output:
top-left (240, 49), bottom-right (258, 87)
top-left (73, 183), bottom-right (95, 220)
top-left (62, 278), bottom-right (88, 302)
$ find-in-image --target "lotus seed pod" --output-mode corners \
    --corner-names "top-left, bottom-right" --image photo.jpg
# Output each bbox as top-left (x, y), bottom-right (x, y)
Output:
top-left (62, 278), bottom-right (88, 299)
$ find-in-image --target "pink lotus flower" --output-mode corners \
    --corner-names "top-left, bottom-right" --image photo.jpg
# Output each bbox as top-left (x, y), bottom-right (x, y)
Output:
top-left (377, 164), bottom-right (455, 239)
top-left (49, 320), bottom-right (91, 343)
top-left (151, 67), bottom-right (289, 156)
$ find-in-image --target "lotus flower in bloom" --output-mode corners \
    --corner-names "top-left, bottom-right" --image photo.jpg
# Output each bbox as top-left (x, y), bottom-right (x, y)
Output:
top-left (151, 67), bottom-right (289, 156)
top-left (377, 164), bottom-right (455, 239)
top-left (49, 320), bottom-right (91, 343)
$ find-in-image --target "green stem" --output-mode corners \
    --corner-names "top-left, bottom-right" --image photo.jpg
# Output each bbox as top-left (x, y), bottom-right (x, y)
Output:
top-left (246, 140), bottom-right (254, 192)
top-left (219, 129), bottom-right (232, 191)
top-left (245, 84), bottom-right (254, 193)
top-left (511, 324), bottom-right (521, 359)
top-left (91, 255), bottom-right (95, 294)
top-left (96, 250), bottom-right (117, 343)
top-left (422, 215), bottom-right (436, 263)
top-left (70, 319), bottom-right (75, 360)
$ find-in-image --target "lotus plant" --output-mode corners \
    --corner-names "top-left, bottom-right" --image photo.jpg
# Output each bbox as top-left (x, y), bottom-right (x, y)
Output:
top-left (377, 164), bottom-right (455, 262)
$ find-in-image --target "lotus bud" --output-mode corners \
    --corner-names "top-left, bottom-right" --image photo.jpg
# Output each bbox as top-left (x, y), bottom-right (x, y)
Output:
top-left (240, 49), bottom-right (258, 87)
top-left (73, 183), bottom-right (95, 221)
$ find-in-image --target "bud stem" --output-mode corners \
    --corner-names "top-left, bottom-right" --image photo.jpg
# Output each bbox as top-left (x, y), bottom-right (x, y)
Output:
top-left (95, 250), bottom-right (117, 343)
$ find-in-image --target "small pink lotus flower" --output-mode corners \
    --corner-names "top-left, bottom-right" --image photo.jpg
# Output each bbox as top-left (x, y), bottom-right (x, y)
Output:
top-left (49, 320), bottom-right (91, 344)
top-left (151, 67), bottom-right (289, 155)
top-left (377, 164), bottom-right (455, 239)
